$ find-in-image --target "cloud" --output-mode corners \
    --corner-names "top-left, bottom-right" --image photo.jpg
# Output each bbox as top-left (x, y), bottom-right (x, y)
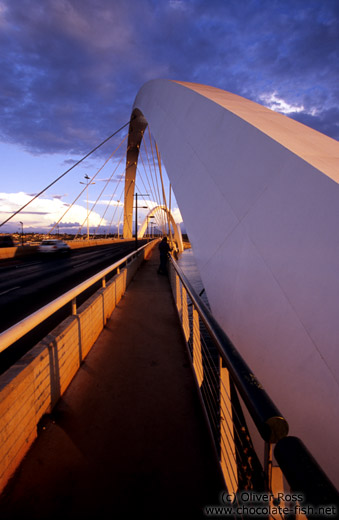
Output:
top-left (89, 199), bottom-right (124, 206)
top-left (0, 187), bottom-right (183, 237)
top-left (0, 0), bottom-right (337, 163)
top-left (170, 206), bottom-right (183, 224)
top-left (259, 92), bottom-right (305, 114)
top-left (94, 178), bottom-right (122, 183)
top-left (0, 192), bottom-right (105, 232)
top-left (51, 194), bottom-right (68, 200)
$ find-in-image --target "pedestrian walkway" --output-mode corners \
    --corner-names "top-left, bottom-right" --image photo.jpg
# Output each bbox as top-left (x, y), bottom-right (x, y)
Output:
top-left (0, 249), bottom-right (225, 519)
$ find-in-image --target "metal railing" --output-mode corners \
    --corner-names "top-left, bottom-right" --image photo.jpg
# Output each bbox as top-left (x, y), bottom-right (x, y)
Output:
top-left (0, 241), bottom-right (157, 353)
top-left (274, 437), bottom-right (339, 513)
top-left (169, 255), bottom-right (339, 517)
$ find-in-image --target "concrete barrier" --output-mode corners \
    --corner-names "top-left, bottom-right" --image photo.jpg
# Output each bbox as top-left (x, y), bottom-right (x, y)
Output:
top-left (0, 239), bottom-right (130, 260)
top-left (0, 246), bottom-right (37, 260)
top-left (0, 240), bottom-right (157, 493)
top-left (67, 238), bottom-right (124, 250)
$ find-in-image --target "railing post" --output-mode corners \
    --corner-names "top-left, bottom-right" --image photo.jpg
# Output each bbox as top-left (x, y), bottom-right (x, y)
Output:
top-left (71, 297), bottom-right (77, 315)
top-left (192, 308), bottom-right (203, 387)
top-left (264, 441), bottom-right (273, 492)
top-left (102, 276), bottom-right (106, 288)
top-left (220, 357), bottom-right (238, 496)
top-left (182, 285), bottom-right (190, 342)
top-left (175, 273), bottom-right (182, 313)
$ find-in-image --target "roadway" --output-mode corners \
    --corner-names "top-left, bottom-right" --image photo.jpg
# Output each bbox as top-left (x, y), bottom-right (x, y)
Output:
top-left (0, 240), bottom-right (148, 373)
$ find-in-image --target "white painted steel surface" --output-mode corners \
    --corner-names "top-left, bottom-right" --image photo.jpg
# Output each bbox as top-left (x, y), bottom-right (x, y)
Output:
top-left (131, 79), bottom-right (339, 488)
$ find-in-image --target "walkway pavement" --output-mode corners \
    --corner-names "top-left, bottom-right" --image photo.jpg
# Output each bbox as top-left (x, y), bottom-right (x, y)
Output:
top-left (0, 249), bottom-right (225, 519)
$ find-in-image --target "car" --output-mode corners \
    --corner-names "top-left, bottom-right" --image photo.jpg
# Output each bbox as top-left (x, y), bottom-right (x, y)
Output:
top-left (38, 239), bottom-right (71, 255)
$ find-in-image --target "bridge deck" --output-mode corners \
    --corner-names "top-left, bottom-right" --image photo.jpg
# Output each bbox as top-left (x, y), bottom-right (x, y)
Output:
top-left (0, 249), bottom-right (224, 519)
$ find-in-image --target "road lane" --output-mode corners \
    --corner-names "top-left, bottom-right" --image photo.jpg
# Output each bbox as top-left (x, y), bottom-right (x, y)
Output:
top-left (0, 240), bottom-right (148, 373)
top-left (0, 240), bottom-right (145, 328)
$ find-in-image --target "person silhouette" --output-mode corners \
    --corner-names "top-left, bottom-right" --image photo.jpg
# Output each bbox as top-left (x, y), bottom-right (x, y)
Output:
top-left (157, 236), bottom-right (172, 275)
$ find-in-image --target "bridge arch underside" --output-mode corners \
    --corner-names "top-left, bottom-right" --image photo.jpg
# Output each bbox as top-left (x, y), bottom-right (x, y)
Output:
top-left (130, 79), bottom-right (339, 488)
top-left (123, 108), bottom-right (148, 239)
top-left (137, 205), bottom-right (183, 251)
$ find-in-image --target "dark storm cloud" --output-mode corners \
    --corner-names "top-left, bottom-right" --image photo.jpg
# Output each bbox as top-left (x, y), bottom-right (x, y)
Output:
top-left (51, 194), bottom-right (68, 199)
top-left (52, 221), bottom-right (81, 228)
top-left (0, 0), bottom-right (338, 158)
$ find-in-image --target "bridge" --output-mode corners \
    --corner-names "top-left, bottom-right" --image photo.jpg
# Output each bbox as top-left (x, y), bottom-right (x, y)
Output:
top-left (0, 80), bottom-right (338, 518)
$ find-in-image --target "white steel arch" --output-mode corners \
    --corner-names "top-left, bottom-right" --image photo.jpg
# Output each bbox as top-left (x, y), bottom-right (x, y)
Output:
top-left (137, 204), bottom-right (183, 252)
top-left (127, 79), bottom-right (339, 488)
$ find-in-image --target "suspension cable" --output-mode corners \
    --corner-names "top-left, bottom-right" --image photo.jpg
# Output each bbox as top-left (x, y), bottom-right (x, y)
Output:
top-left (134, 181), bottom-right (162, 236)
top-left (138, 143), bottom-right (158, 206)
top-left (106, 183), bottom-right (125, 237)
top-left (0, 119), bottom-right (133, 228)
top-left (79, 136), bottom-right (127, 237)
top-left (148, 126), bottom-right (162, 208)
top-left (136, 164), bottom-right (154, 207)
top-left (147, 127), bottom-right (166, 232)
top-left (48, 133), bottom-right (125, 237)
top-left (74, 135), bottom-right (128, 238)
top-left (115, 200), bottom-right (125, 238)
top-left (47, 184), bottom-right (88, 237)
top-left (144, 134), bottom-right (164, 234)
top-left (95, 158), bottom-right (125, 236)
top-left (136, 179), bottom-right (163, 234)
top-left (141, 132), bottom-right (161, 209)
top-left (140, 134), bottom-right (165, 233)
top-left (156, 142), bottom-right (173, 246)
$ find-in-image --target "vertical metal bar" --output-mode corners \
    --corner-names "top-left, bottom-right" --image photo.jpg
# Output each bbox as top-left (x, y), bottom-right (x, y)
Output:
top-left (102, 276), bottom-right (106, 288)
top-left (135, 192), bottom-right (138, 250)
top-left (220, 357), bottom-right (238, 495)
top-left (264, 441), bottom-right (273, 492)
top-left (193, 308), bottom-right (203, 387)
top-left (176, 273), bottom-right (182, 314)
top-left (71, 297), bottom-right (77, 315)
top-left (182, 286), bottom-right (190, 342)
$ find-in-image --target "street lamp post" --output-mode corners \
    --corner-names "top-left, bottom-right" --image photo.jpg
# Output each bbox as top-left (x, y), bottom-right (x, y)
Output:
top-left (134, 193), bottom-right (149, 250)
top-left (19, 221), bottom-right (23, 246)
top-left (80, 174), bottom-right (95, 240)
top-left (147, 215), bottom-right (155, 241)
top-left (117, 200), bottom-right (120, 239)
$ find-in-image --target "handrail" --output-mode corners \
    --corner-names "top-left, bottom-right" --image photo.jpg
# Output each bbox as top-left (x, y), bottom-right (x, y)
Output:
top-left (0, 241), bottom-right (157, 353)
top-left (274, 437), bottom-right (339, 507)
top-left (170, 255), bottom-right (289, 443)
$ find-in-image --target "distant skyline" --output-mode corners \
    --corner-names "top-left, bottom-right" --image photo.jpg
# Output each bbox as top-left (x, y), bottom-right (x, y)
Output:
top-left (0, 0), bottom-right (338, 233)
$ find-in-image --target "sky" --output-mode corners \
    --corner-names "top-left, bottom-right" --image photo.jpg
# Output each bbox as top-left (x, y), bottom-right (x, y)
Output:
top-left (0, 0), bottom-right (338, 234)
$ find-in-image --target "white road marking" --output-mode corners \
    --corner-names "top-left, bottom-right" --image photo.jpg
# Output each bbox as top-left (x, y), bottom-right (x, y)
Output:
top-left (0, 286), bottom-right (21, 296)
top-left (72, 261), bottom-right (89, 268)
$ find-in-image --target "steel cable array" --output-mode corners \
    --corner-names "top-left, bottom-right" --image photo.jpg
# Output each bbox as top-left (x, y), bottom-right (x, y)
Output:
top-left (1, 111), bottom-right (178, 245)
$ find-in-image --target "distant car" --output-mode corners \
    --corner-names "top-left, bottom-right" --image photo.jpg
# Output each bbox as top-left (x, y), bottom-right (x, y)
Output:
top-left (38, 239), bottom-right (71, 255)
top-left (0, 235), bottom-right (15, 247)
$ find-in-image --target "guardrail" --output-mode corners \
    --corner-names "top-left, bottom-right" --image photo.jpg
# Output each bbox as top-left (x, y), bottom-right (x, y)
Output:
top-left (274, 437), bottom-right (339, 512)
top-left (0, 240), bottom-right (158, 353)
top-left (169, 255), bottom-right (338, 517)
top-left (0, 239), bottom-right (159, 495)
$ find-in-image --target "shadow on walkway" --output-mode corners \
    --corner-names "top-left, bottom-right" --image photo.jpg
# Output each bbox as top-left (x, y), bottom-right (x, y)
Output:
top-left (0, 250), bottom-right (225, 519)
